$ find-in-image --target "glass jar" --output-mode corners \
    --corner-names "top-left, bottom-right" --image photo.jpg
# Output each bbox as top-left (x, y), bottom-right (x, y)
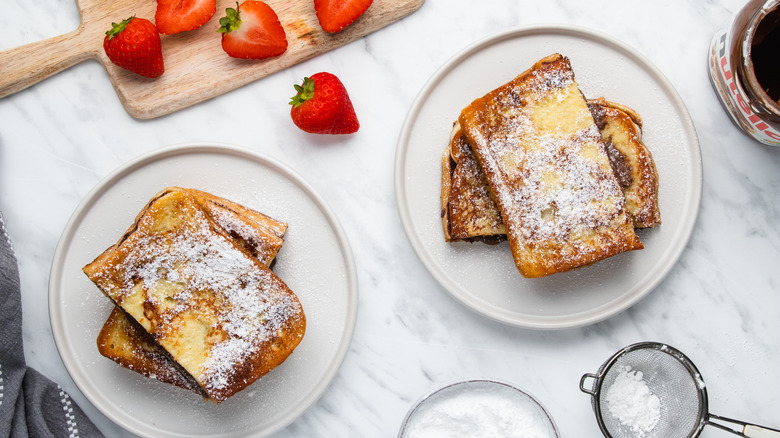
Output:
top-left (708, 0), bottom-right (780, 146)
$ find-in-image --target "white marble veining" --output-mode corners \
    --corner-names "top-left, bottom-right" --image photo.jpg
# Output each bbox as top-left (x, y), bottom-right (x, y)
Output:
top-left (2, 0), bottom-right (779, 437)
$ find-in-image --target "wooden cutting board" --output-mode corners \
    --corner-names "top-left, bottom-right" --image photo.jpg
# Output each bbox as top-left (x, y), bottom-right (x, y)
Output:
top-left (0, 0), bottom-right (424, 119)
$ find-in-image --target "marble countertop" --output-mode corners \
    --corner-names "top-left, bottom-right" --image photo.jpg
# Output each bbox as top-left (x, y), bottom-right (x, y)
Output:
top-left (2, 0), bottom-right (779, 436)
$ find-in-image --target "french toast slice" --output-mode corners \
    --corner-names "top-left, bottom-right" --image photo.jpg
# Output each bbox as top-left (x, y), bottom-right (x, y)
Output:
top-left (588, 98), bottom-right (661, 228)
top-left (458, 54), bottom-right (643, 278)
top-left (442, 99), bottom-right (660, 242)
top-left (96, 187), bottom-right (289, 395)
top-left (441, 123), bottom-right (506, 242)
top-left (84, 187), bottom-right (305, 402)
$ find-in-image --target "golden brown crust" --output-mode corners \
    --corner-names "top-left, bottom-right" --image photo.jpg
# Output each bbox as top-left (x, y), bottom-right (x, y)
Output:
top-left (592, 98), bottom-right (643, 127)
top-left (84, 188), bottom-right (305, 402)
top-left (458, 54), bottom-right (643, 278)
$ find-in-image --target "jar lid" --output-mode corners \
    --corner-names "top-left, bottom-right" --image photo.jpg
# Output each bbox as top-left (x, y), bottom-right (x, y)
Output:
top-left (742, 0), bottom-right (780, 117)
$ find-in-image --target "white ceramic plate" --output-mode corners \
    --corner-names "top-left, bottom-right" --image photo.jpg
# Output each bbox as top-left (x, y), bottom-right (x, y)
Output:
top-left (395, 25), bottom-right (702, 329)
top-left (49, 143), bottom-right (358, 437)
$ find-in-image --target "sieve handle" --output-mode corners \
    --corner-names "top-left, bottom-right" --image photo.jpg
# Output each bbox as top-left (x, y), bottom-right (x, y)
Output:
top-left (579, 373), bottom-right (599, 395)
top-left (743, 424), bottom-right (780, 437)
top-left (708, 414), bottom-right (780, 437)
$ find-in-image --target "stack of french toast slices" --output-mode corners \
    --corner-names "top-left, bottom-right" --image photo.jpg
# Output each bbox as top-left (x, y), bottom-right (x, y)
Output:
top-left (82, 187), bottom-right (306, 402)
top-left (441, 53), bottom-right (660, 278)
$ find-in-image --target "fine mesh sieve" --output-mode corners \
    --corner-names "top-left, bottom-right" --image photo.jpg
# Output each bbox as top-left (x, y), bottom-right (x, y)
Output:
top-left (580, 342), bottom-right (780, 438)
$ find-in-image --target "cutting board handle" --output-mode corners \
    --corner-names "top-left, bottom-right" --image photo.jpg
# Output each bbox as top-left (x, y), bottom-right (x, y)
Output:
top-left (0, 27), bottom-right (98, 98)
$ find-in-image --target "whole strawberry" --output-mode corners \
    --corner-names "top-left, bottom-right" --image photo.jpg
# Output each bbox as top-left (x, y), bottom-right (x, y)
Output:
top-left (289, 73), bottom-right (359, 134)
top-left (218, 1), bottom-right (287, 59)
top-left (103, 17), bottom-right (164, 78)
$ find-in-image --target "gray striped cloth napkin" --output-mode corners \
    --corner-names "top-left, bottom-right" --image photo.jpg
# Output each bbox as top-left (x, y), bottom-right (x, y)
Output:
top-left (0, 213), bottom-right (104, 438)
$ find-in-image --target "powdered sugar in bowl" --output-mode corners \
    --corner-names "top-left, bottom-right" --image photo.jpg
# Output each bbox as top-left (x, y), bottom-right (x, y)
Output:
top-left (398, 379), bottom-right (559, 438)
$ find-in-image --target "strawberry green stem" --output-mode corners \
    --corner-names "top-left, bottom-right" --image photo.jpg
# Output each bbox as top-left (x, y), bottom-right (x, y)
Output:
top-left (218, 2), bottom-right (242, 34)
top-left (290, 77), bottom-right (315, 107)
top-left (106, 16), bottom-right (134, 40)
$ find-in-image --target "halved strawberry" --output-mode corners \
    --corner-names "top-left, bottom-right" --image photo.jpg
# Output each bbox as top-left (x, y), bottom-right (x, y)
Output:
top-left (155, 0), bottom-right (216, 35)
top-left (218, 1), bottom-right (287, 59)
top-left (314, 0), bottom-right (373, 33)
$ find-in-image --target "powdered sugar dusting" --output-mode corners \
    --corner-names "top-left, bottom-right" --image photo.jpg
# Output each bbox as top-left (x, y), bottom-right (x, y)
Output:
top-left (460, 55), bottom-right (633, 273)
top-left (475, 100), bottom-right (624, 242)
top-left (200, 202), bottom-right (284, 266)
top-left (491, 123), bottom-right (624, 242)
top-left (112, 202), bottom-right (301, 393)
top-left (529, 65), bottom-right (573, 95)
top-left (210, 207), bottom-right (263, 247)
top-left (605, 365), bottom-right (661, 437)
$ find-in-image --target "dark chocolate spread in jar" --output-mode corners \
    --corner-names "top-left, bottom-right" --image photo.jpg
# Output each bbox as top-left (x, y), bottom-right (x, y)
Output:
top-left (709, 0), bottom-right (780, 146)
